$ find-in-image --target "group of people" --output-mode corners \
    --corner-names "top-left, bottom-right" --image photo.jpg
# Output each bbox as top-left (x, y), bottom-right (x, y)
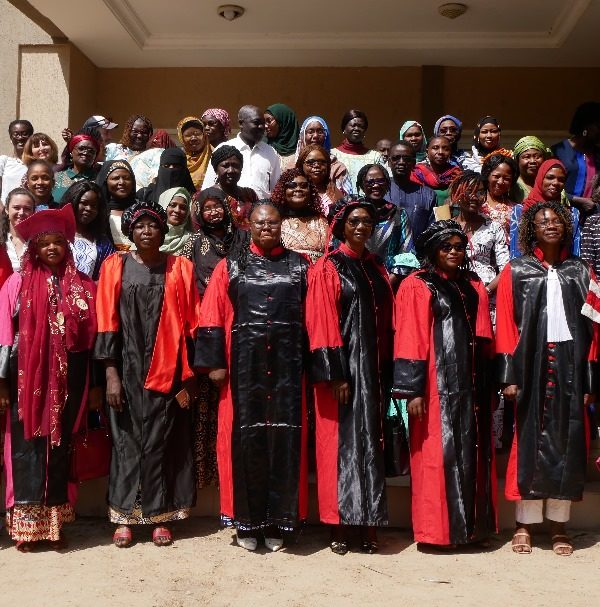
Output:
top-left (0, 100), bottom-right (600, 558)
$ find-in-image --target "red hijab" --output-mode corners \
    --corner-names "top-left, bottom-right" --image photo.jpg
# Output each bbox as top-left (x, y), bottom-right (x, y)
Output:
top-left (523, 159), bottom-right (566, 210)
top-left (16, 206), bottom-right (97, 446)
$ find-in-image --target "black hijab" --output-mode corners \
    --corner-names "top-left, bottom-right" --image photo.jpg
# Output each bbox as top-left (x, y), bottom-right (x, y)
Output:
top-left (138, 147), bottom-right (196, 203)
top-left (95, 159), bottom-right (137, 212)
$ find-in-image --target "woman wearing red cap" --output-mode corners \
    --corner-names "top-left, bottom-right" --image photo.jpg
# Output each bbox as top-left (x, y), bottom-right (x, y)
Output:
top-left (0, 205), bottom-right (98, 552)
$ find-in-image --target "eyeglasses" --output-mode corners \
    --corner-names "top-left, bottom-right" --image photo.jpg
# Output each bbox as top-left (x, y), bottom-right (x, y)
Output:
top-left (364, 178), bottom-right (388, 187)
top-left (285, 181), bottom-right (309, 190)
top-left (346, 218), bottom-right (374, 227)
top-left (75, 146), bottom-right (97, 155)
top-left (252, 220), bottom-right (281, 229)
top-left (438, 127), bottom-right (458, 135)
top-left (534, 219), bottom-right (564, 228)
top-left (304, 159), bottom-right (328, 167)
top-left (439, 242), bottom-right (467, 253)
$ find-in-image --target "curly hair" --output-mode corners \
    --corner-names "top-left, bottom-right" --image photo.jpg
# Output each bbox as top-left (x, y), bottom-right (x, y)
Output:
top-left (518, 201), bottom-right (572, 256)
top-left (271, 168), bottom-right (323, 216)
top-left (481, 153), bottom-right (518, 187)
top-left (119, 114), bottom-right (153, 147)
top-left (356, 163), bottom-right (391, 196)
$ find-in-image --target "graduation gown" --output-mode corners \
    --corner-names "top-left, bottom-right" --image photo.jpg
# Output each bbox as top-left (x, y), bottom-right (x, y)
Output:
top-left (495, 252), bottom-right (599, 502)
top-left (94, 253), bottom-right (200, 517)
top-left (194, 242), bottom-right (309, 530)
top-left (306, 243), bottom-right (393, 526)
top-left (393, 270), bottom-right (496, 545)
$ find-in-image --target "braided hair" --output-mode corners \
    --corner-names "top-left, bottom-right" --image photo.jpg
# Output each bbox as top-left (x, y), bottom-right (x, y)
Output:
top-left (449, 170), bottom-right (484, 203)
top-left (518, 200), bottom-right (572, 256)
top-left (120, 114), bottom-right (153, 148)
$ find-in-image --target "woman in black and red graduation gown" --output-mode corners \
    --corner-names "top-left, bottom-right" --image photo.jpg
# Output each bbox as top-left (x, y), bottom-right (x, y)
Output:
top-left (94, 200), bottom-right (200, 548)
top-left (496, 201), bottom-right (599, 556)
top-left (393, 220), bottom-right (497, 548)
top-left (194, 200), bottom-right (309, 553)
top-left (306, 196), bottom-right (394, 555)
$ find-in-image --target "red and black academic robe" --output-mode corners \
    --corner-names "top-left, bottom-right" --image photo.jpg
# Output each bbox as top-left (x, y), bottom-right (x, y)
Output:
top-left (194, 242), bottom-right (309, 530)
top-left (306, 243), bottom-right (393, 526)
top-left (93, 253), bottom-right (200, 517)
top-left (495, 253), bottom-right (599, 502)
top-left (393, 270), bottom-right (496, 546)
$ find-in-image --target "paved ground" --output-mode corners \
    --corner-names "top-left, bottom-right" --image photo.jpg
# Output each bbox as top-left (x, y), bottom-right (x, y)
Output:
top-left (0, 518), bottom-right (597, 607)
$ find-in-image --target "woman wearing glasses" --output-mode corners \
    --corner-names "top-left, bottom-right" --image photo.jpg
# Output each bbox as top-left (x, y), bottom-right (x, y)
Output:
top-left (393, 220), bottom-right (497, 549)
top-left (195, 201), bottom-right (310, 552)
top-left (497, 202), bottom-right (598, 556)
top-left (306, 197), bottom-right (394, 555)
top-left (271, 168), bottom-right (328, 263)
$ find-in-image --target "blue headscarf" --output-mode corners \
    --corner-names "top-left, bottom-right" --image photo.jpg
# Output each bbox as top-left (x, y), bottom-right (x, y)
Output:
top-left (433, 114), bottom-right (463, 138)
top-left (295, 115), bottom-right (332, 159)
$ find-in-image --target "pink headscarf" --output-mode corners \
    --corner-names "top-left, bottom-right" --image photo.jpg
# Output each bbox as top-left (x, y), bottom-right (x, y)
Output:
top-left (201, 108), bottom-right (231, 137)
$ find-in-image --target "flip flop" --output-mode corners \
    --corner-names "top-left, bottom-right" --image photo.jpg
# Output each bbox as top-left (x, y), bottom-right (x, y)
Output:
top-left (152, 526), bottom-right (172, 546)
top-left (113, 525), bottom-right (132, 548)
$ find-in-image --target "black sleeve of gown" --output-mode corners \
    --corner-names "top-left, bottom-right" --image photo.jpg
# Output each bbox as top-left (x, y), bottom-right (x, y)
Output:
top-left (393, 359), bottom-right (427, 396)
top-left (495, 353), bottom-right (516, 385)
top-left (310, 346), bottom-right (349, 384)
top-left (93, 331), bottom-right (121, 361)
top-left (194, 327), bottom-right (227, 369)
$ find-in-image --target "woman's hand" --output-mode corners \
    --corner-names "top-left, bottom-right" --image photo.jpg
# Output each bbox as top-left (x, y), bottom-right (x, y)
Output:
top-left (208, 368), bottom-right (227, 387)
top-left (105, 365), bottom-right (124, 412)
top-left (502, 384), bottom-right (518, 400)
top-left (331, 380), bottom-right (350, 405)
top-left (0, 379), bottom-right (10, 413)
top-left (87, 386), bottom-right (103, 411)
top-left (407, 396), bottom-right (425, 421)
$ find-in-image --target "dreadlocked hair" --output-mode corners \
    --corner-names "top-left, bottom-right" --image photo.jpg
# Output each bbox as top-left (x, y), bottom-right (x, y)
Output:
top-left (518, 201), bottom-right (572, 256)
top-left (120, 114), bottom-right (153, 147)
top-left (356, 163), bottom-right (391, 196)
top-left (234, 199), bottom-right (282, 275)
top-left (271, 168), bottom-right (323, 216)
top-left (448, 170), bottom-right (484, 203)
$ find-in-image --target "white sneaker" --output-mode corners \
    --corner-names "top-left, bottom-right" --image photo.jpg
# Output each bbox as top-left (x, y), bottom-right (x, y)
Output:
top-left (236, 534), bottom-right (258, 551)
top-left (264, 537), bottom-right (284, 552)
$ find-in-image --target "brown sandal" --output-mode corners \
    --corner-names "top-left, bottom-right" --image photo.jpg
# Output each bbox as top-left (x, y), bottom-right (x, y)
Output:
top-left (551, 534), bottom-right (573, 556)
top-left (511, 530), bottom-right (532, 554)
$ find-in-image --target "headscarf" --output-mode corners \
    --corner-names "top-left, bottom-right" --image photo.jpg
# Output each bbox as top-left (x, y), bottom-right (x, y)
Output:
top-left (96, 159), bottom-right (137, 212)
top-left (433, 115), bottom-right (463, 152)
top-left (176, 116), bottom-right (212, 190)
top-left (121, 199), bottom-right (168, 242)
top-left (145, 147), bottom-right (195, 203)
top-left (295, 116), bottom-right (332, 159)
top-left (415, 219), bottom-right (467, 261)
top-left (512, 136), bottom-right (550, 161)
top-left (68, 133), bottom-right (100, 154)
top-left (157, 187), bottom-right (192, 254)
top-left (210, 144), bottom-right (243, 171)
top-left (328, 195), bottom-right (377, 241)
top-left (266, 103), bottom-right (300, 157)
top-left (473, 116), bottom-right (501, 152)
top-left (14, 205), bottom-right (97, 446)
top-left (148, 129), bottom-right (177, 149)
top-left (191, 187), bottom-right (247, 294)
top-left (201, 108), bottom-right (231, 138)
top-left (523, 159), bottom-right (567, 210)
top-left (399, 120), bottom-right (427, 161)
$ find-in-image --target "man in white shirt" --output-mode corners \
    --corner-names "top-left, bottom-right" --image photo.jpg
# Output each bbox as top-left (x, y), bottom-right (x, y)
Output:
top-left (203, 105), bottom-right (281, 199)
top-left (0, 120), bottom-right (34, 203)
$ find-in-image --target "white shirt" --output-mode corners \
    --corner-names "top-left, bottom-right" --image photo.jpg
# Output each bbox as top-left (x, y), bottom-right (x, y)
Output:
top-left (0, 155), bottom-right (27, 203)
top-left (202, 134), bottom-right (281, 199)
top-left (546, 267), bottom-right (572, 342)
top-left (71, 236), bottom-right (98, 278)
top-left (5, 233), bottom-right (23, 272)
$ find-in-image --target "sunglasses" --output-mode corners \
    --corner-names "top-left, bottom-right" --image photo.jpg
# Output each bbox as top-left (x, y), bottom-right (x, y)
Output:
top-left (285, 181), bottom-right (309, 190)
top-left (364, 177), bottom-right (388, 187)
top-left (439, 242), bottom-right (467, 253)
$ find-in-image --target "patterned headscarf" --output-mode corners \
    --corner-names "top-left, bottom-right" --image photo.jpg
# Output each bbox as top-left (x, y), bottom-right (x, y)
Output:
top-left (512, 136), bottom-right (550, 161)
top-left (176, 116), bottom-right (211, 190)
top-left (433, 115), bottom-right (463, 138)
top-left (121, 199), bottom-right (168, 241)
top-left (201, 108), bottom-right (231, 138)
top-left (328, 195), bottom-right (376, 241)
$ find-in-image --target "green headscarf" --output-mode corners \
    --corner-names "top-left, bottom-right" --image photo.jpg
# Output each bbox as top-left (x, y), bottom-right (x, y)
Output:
top-left (158, 186), bottom-right (192, 254)
top-left (399, 120), bottom-right (427, 162)
top-left (266, 103), bottom-right (300, 156)
top-left (512, 136), bottom-right (550, 160)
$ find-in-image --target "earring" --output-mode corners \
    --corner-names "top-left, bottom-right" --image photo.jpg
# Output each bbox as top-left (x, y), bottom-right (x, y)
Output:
top-left (583, 129), bottom-right (588, 137)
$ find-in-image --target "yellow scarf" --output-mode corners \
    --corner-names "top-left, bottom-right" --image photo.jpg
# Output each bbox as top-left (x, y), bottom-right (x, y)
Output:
top-left (176, 116), bottom-right (212, 190)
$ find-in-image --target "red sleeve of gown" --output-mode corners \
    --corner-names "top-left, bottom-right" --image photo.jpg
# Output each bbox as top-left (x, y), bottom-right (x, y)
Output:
top-left (392, 273), bottom-right (433, 396)
top-left (305, 257), bottom-right (348, 383)
top-left (494, 263), bottom-right (519, 385)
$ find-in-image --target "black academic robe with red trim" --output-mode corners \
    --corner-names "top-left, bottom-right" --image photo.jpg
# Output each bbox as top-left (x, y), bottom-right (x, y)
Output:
top-left (306, 243), bottom-right (393, 526)
top-left (393, 269), bottom-right (496, 546)
top-left (495, 252), bottom-right (599, 502)
top-left (194, 242), bottom-right (309, 530)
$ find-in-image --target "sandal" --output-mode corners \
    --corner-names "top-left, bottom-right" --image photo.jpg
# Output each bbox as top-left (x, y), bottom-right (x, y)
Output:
top-left (113, 525), bottom-right (132, 548)
top-left (551, 534), bottom-right (573, 557)
top-left (152, 525), bottom-right (172, 546)
top-left (15, 540), bottom-right (33, 553)
top-left (511, 530), bottom-right (532, 554)
top-left (330, 540), bottom-right (348, 555)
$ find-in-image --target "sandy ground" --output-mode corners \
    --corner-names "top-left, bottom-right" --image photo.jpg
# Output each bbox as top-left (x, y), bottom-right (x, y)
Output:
top-left (0, 518), bottom-right (597, 607)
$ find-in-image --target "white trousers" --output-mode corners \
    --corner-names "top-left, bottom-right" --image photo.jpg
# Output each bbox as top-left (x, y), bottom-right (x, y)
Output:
top-left (515, 499), bottom-right (571, 524)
